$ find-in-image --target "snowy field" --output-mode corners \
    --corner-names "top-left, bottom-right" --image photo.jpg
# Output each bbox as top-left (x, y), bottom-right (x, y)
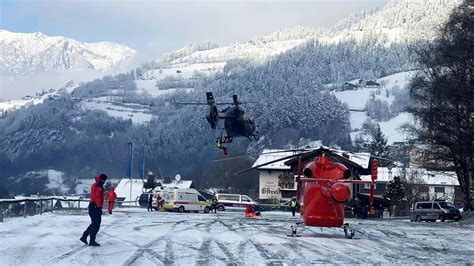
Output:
top-left (1, 208), bottom-right (473, 265)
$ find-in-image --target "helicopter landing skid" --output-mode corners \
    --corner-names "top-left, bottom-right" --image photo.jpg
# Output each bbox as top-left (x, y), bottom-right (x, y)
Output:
top-left (343, 223), bottom-right (355, 239)
top-left (287, 224), bottom-right (302, 237)
top-left (287, 222), bottom-right (355, 239)
top-left (221, 136), bottom-right (233, 143)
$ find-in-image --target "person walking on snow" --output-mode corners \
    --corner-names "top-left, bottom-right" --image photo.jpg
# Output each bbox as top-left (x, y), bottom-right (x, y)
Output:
top-left (286, 196), bottom-right (299, 217)
top-left (80, 174), bottom-right (107, 247)
top-left (106, 186), bottom-right (117, 214)
top-left (210, 195), bottom-right (218, 214)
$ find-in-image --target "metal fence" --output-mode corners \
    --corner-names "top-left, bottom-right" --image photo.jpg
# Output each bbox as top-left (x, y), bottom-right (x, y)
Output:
top-left (0, 197), bottom-right (91, 223)
top-left (0, 197), bottom-right (142, 222)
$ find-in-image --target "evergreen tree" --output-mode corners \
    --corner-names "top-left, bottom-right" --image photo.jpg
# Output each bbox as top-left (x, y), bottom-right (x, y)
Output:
top-left (364, 124), bottom-right (393, 167)
top-left (383, 176), bottom-right (407, 216)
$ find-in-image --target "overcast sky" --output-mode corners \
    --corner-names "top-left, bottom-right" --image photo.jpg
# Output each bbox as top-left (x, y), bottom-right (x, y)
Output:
top-left (1, 0), bottom-right (389, 61)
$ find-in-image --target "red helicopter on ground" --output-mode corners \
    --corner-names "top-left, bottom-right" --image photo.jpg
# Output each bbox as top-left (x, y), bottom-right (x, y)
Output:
top-left (235, 146), bottom-right (380, 238)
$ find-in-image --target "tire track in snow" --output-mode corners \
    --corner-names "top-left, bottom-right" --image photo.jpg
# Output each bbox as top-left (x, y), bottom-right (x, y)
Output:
top-left (164, 239), bottom-right (174, 265)
top-left (212, 239), bottom-right (238, 264)
top-left (107, 219), bottom-right (188, 265)
top-left (121, 235), bottom-right (167, 265)
top-left (47, 215), bottom-right (130, 264)
top-left (50, 246), bottom-right (87, 262)
top-left (196, 238), bottom-right (212, 265)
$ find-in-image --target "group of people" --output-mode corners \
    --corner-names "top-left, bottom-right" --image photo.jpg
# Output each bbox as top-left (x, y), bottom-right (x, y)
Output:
top-left (148, 193), bottom-right (165, 212)
top-left (80, 174), bottom-right (117, 247)
top-left (80, 174), bottom-right (300, 247)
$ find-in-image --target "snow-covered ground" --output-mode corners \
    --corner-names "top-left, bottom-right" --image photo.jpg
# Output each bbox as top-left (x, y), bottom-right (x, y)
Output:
top-left (334, 71), bottom-right (415, 144)
top-left (1, 208), bottom-right (473, 265)
top-left (80, 97), bottom-right (154, 124)
top-left (45, 169), bottom-right (69, 193)
top-left (135, 79), bottom-right (194, 98)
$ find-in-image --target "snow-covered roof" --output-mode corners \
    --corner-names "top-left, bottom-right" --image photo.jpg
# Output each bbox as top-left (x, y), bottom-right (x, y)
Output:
top-left (331, 150), bottom-right (372, 169)
top-left (75, 178), bottom-right (121, 194)
top-left (160, 180), bottom-right (193, 189)
top-left (252, 149), bottom-right (296, 170)
top-left (253, 148), bottom-right (373, 171)
top-left (114, 178), bottom-right (193, 202)
top-left (115, 179), bottom-right (145, 205)
top-left (360, 167), bottom-right (459, 186)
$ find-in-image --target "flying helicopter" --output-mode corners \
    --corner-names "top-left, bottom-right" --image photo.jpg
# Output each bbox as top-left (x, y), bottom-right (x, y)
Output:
top-left (234, 146), bottom-right (381, 238)
top-left (174, 92), bottom-right (258, 154)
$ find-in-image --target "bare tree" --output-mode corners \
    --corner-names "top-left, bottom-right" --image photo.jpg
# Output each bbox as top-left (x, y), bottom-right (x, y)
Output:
top-left (401, 168), bottom-right (426, 207)
top-left (407, 1), bottom-right (473, 210)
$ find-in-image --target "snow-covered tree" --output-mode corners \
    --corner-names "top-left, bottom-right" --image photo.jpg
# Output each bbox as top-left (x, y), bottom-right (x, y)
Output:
top-left (383, 176), bottom-right (407, 216)
top-left (363, 124), bottom-right (393, 167)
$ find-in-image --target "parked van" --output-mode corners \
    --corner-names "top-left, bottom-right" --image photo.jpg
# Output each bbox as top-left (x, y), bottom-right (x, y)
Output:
top-left (161, 188), bottom-right (211, 213)
top-left (410, 201), bottom-right (461, 222)
top-left (215, 193), bottom-right (259, 211)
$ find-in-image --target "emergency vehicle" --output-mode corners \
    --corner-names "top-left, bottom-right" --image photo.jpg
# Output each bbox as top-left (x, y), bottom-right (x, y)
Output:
top-left (215, 193), bottom-right (259, 211)
top-left (161, 188), bottom-right (211, 213)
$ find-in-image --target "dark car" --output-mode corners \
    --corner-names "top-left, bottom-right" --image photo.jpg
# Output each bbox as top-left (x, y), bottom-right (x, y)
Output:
top-left (410, 201), bottom-right (461, 222)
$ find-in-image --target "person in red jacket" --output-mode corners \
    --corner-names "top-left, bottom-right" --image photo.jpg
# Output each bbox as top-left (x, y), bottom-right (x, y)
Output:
top-left (106, 186), bottom-right (117, 214)
top-left (80, 174), bottom-right (107, 247)
top-left (245, 204), bottom-right (257, 218)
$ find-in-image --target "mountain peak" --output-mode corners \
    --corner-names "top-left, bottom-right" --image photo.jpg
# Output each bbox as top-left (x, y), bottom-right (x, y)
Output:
top-left (0, 29), bottom-right (136, 75)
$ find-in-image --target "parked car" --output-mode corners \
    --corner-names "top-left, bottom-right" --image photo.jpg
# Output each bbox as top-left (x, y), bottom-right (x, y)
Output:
top-left (215, 193), bottom-right (259, 211)
top-left (410, 201), bottom-right (461, 222)
top-left (161, 188), bottom-right (210, 213)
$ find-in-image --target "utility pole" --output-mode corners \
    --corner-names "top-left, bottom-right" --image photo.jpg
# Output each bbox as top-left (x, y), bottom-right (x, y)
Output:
top-left (128, 141), bottom-right (134, 206)
top-left (143, 149), bottom-right (146, 181)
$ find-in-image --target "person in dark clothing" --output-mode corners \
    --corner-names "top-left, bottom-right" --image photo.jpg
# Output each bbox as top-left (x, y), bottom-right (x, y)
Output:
top-left (80, 174), bottom-right (107, 247)
top-left (148, 194), bottom-right (154, 211)
top-left (210, 196), bottom-right (218, 214)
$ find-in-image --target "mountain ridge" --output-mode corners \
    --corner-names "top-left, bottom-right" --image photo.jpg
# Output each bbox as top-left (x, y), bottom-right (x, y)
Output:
top-left (0, 29), bottom-right (136, 75)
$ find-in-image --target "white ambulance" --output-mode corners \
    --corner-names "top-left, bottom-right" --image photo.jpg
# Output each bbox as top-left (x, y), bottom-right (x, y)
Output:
top-left (161, 188), bottom-right (211, 213)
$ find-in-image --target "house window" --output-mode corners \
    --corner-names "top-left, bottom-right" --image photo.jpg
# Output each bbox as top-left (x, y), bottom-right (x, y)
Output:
top-left (435, 187), bottom-right (445, 193)
top-left (376, 183), bottom-right (386, 191)
top-left (419, 186), bottom-right (429, 193)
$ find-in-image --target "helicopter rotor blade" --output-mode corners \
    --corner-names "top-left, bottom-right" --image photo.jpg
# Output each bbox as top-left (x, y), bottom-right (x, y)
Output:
top-left (213, 149), bottom-right (309, 164)
top-left (234, 147), bottom-right (342, 175)
top-left (212, 155), bottom-right (253, 163)
top-left (260, 149), bottom-right (311, 155)
top-left (234, 151), bottom-right (309, 175)
top-left (171, 102), bottom-right (209, 105)
top-left (171, 102), bottom-right (232, 106)
top-left (333, 150), bottom-right (397, 163)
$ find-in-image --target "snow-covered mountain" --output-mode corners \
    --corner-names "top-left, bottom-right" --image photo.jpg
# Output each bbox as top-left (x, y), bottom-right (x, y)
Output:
top-left (141, 0), bottom-right (460, 86)
top-left (141, 26), bottom-right (316, 84)
top-left (0, 0), bottom-right (462, 191)
top-left (0, 29), bottom-right (136, 75)
top-left (323, 0), bottom-right (462, 45)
